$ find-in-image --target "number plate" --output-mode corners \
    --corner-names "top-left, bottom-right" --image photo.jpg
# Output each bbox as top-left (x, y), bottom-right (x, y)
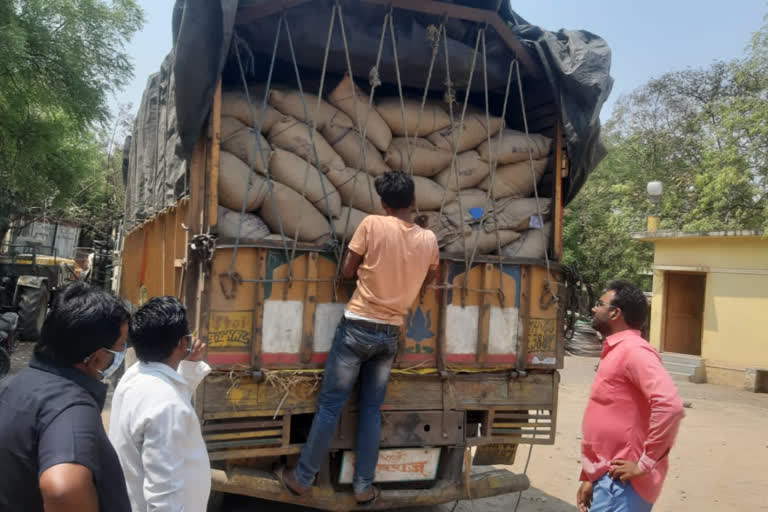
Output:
top-left (338, 448), bottom-right (441, 484)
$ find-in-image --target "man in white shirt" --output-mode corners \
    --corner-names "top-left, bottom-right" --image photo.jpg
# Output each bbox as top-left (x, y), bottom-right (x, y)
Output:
top-left (109, 296), bottom-right (212, 512)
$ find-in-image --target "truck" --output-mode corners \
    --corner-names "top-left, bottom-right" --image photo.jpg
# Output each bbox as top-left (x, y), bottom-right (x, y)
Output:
top-left (119, 1), bottom-right (611, 509)
top-left (0, 217), bottom-right (82, 340)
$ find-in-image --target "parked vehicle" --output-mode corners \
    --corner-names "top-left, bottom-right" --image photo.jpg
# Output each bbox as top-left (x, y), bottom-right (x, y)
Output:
top-left (119, 1), bottom-right (610, 509)
top-left (0, 312), bottom-right (19, 378)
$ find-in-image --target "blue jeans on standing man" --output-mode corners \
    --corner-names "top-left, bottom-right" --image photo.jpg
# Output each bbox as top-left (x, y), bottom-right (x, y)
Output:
top-left (294, 317), bottom-right (398, 494)
top-left (590, 474), bottom-right (654, 512)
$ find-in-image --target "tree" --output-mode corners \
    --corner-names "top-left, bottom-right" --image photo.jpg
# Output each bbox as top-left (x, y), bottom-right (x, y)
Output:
top-left (564, 15), bottom-right (768, 292)
top-left (0, 0), bottom-right (143, 242)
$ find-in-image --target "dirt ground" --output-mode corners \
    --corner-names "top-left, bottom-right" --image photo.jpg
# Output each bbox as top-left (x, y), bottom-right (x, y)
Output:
top-left (8, 343), bottom-right (768, 511)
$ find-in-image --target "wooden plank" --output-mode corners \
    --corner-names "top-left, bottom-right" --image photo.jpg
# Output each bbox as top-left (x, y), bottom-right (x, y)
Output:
top-left (517, 267), bottom-right (530, 370)
top-left (205, 438), bottom-right (281, 450)
top-left (202, 420), bottom-right (283, 433)
top-left (203, 429), bottom-right (283, 441)
top-left (553, 122), bottom-right (564, 260)
top-left (208, 445), bottom-right (303, 462)
top-left (300, 252), bottom-right (318, 364)
top-left (483, 409), bottom-right (495, 438)
top-left (493, 422), bottom-right (551, 429)
top-left (493, 428), bottom-right (552, 436)
top-left (494, 413), bottom-right (551, 420)
top-left (282, 414), bottom-right (291, 447)
top-left (476, 263), bottom-right (495, 365)
top-left (208, 80), bottom-right (222, 230)
top-left (203, 407), bottom-right (317, 420)
top-left (252, 249), bottom-right (267, 368)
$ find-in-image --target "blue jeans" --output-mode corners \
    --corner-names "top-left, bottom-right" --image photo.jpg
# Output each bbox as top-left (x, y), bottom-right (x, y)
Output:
top-left (590, 474), bottom-right (653, 512)
top-left (295, 318), bottom-right (398, 494)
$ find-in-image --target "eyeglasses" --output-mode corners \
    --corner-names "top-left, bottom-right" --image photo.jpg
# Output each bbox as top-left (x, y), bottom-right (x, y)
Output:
top-left (594, 300), bottom-right (616, 309)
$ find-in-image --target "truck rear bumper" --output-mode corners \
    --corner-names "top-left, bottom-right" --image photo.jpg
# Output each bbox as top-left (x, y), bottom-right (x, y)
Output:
top-left (211, 466), bottom-right (529, 511)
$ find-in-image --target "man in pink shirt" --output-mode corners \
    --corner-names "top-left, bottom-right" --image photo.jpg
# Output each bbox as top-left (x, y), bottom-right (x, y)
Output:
top-left (577, 281), bottom-right (684, 512)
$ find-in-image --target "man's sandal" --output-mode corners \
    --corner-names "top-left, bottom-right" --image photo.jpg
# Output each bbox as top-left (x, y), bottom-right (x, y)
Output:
top-left (274, 465), bottom-right (310, 497)
top-left (354, 485), bottom-right (382, 506)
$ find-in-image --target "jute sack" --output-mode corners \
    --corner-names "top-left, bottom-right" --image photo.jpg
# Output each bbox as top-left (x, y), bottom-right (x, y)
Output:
top-left (442, 189), bottom-right (494, 225)
top-left (217, 206), bottom-right (270, 240)
top-left (483, 197), bottom-right (551, 232)
top-left (478, 129), bottom-right (552, 165)
top-left (414, 176), bottom-right (455, 211)
top-left (443, 227), bottom-right (521, 255)
top-left (219, 151), bottom-right (269, 211)
top-left (376, 98), bottom-right (451, 137)
top-left (268, 116), bottom-right (345, 172)
top-left (259, 181), bottom-right (331, 243)
top-left (221, 90), bottom-right (282, 133)
top-left (499, 222), bottom-right (552, 259)
top-left (384, 138), bottom-right (453, 177)
top-left (325, 167), bottom-right (385, 215)
top-left (336, 206), bottom-right (369, 241)
top-left (269, 149), bottom-right (341, 217)
top-left (269, 89), bottom-right (353, 131)
top-left (328, 74), bottom-right (392, 151)
top-left (414, 211), bottom-right (461, 247)
top-left (433, 150), bottom-right (490, 190)
top-left (427, 107), bottom-right (504, 153)
top-left (221, 117), bottom-right (271, 174)
top-left (478, 157), bottom-right (548, 199)
top-left (322, 124), bottom-right (390, 176)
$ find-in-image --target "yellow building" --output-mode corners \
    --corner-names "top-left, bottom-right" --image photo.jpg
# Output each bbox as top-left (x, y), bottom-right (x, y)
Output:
top-left (631, 230), bottom-right (768, 390)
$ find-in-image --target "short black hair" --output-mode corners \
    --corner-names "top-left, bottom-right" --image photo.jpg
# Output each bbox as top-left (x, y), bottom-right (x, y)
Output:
top-left (374, 171), bottom-right (415, 209)
top-left (130, 296), bottom-right (188, 363)
top-left (34, 282), bottom-right (130, 366)
top-left (606, 280), bottom-right (648, 330)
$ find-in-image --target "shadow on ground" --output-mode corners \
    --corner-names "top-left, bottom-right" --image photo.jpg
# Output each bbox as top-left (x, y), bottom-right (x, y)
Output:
top-left (218, 486), bottom-right (576, 512)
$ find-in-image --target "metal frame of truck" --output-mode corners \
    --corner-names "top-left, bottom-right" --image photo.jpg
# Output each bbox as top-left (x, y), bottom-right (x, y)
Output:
top-left (119, 1), bottom-right (572, 509)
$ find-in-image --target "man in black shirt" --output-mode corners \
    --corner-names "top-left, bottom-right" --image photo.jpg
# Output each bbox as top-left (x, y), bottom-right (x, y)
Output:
top-left (0, 282), bottom-right (131, 512)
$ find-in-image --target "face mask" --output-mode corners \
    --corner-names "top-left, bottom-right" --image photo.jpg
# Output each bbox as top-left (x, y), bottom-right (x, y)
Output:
top-left (99, 345), bottom-right (127, 379)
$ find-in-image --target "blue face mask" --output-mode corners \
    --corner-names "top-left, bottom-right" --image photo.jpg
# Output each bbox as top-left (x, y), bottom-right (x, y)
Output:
top-left (98, 345), bottom-right (127, 379)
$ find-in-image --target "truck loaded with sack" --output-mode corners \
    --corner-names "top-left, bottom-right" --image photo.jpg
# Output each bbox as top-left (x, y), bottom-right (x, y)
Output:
top-left (119, 1), bottom-right (611, 510)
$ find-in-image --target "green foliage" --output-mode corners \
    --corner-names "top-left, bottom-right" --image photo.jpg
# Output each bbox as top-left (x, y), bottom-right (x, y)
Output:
top-left (564, 15), bottom-right (768, 292)
top-left (0, 0), bottom-right (143, 241)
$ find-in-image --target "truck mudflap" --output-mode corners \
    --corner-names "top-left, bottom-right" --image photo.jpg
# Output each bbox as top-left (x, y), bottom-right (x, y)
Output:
top-left (211, 466), bottom-right (529, 511)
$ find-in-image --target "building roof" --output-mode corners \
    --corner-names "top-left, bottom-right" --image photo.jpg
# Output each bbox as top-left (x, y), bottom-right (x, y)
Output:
top-left (631, 230), bottom-right (766, 242)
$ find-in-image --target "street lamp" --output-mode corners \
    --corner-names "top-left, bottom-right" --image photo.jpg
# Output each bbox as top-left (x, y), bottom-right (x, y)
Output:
top-left (646, 181), bottom-right (663, 232)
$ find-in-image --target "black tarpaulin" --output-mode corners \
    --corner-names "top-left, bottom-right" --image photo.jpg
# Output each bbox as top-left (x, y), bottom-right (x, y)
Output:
top-left (133, 0), bottom-right (611, 227)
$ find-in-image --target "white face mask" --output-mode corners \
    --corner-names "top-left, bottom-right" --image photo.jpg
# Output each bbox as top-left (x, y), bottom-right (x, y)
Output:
top-left (88, 345), bottom-right (126, 379)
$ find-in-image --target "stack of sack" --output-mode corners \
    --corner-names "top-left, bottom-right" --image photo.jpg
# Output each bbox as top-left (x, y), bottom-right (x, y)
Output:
top-left (217, 74), bottom-right (553, 257)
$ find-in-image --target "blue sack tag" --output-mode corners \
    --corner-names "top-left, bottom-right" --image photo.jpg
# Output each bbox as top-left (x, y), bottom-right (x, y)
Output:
top-left (468, 207), bottom-right (484, 220)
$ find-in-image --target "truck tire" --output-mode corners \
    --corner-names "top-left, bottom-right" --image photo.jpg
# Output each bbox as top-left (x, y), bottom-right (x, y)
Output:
top-left (17, 283), bottom-right (49, 341)
top-left (0, 346), bottom-right (9, 378)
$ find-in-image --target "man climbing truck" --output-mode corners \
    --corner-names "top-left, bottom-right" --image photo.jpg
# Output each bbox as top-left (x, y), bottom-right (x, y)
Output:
top-left (118, 1), bottom-right (611, 510)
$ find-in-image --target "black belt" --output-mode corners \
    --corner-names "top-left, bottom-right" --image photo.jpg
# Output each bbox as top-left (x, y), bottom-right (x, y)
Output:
top-left (345, 317), bottom-right (400, 336)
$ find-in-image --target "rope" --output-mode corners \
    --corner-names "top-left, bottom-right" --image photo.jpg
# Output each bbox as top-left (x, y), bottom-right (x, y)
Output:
top-left (283, 12), bottom-right (340, 267)
top-left (438, 22), bottom-right (482, 297)
top-left (465, 29), bottom-right (514, 305)
top-left (230, 28), bottom-right (292, 282)
top-left (514, 61), bottom-right (558, 305)
top-left (332, 0), bottom-right (390, 283)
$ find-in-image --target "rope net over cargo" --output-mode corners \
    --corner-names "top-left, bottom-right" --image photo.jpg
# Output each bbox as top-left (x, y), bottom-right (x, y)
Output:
top-left (216, 1), bottom-right (558, 303)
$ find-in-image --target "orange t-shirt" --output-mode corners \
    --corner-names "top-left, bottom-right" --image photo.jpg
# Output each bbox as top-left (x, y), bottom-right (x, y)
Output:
top-left (346, 215), bottom-right (439, 326)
